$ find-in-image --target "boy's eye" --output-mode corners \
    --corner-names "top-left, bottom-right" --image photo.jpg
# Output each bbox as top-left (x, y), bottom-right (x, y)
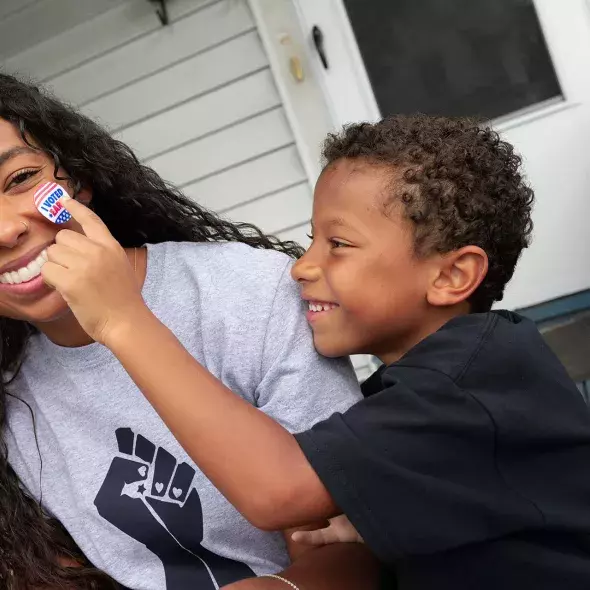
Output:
top-left (6, 169), bottom-right (39, 190)
top-left (330, 239), bottom-right (349, 249)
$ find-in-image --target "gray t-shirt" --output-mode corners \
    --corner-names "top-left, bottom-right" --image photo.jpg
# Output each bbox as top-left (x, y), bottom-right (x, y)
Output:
top-left (6, 241), bottom-right (361, 590)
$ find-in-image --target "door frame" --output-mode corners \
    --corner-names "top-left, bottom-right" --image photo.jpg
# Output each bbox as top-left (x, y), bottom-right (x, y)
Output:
top-left (292, 0), bottom-right (380, 126)
top-left (248, 0), bottom-right (335, 184)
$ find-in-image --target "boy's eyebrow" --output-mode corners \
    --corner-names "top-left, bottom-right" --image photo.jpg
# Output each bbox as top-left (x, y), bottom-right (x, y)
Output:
top-left (325, 217), bottom-right (352, 229)
top-left (0, 146), bottom-right (39, 167)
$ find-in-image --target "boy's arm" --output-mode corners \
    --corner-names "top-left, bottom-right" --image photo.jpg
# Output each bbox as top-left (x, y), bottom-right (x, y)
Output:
top-left (107, 309), bottom-right (341, 529)
top-left (106, 256), bottom-right (362, 530)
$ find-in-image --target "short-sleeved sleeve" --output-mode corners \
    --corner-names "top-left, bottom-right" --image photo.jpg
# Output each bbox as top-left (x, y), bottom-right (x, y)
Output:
top-left (254, 263), bottom-right (362, 433)
top-left (295, 365), bottom-right (543, 564)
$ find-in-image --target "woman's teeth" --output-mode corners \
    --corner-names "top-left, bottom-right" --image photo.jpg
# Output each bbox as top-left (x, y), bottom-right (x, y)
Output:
top-left (308, 302), bottom-right (338, 312)
top-left (0, 249), bottom-right (48, 285)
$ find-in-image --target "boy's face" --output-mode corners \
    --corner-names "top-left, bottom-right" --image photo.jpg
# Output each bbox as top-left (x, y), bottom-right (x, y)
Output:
top-left (292, 159), bottom-right (442, 364)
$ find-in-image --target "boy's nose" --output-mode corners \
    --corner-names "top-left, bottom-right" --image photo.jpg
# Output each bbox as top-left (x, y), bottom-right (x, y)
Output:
top-left (291, 250), bottom-right (322, 283)
top-left (0, 217), bottom-right (28, 249)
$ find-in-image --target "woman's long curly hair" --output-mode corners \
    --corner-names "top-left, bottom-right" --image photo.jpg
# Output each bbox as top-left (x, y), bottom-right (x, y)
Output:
top-left (0, 73), bottom-right (304, 589)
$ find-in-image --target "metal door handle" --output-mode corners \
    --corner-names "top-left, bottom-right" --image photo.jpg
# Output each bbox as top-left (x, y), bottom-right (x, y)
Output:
top-left (312, 25), bottom-right (329, 70)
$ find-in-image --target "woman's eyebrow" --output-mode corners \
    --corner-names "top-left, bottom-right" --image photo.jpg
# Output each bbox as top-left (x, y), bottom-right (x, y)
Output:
top-left (0, 146), bottom-right (39, 167)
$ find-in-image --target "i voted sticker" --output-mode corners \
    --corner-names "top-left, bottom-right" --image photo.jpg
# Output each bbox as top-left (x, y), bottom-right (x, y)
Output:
top-left (34, 182), bottom-right (72, 224)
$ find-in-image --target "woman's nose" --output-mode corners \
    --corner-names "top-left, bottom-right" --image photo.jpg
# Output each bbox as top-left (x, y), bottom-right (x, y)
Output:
top-left (0, 217), bottom-right (28, 249)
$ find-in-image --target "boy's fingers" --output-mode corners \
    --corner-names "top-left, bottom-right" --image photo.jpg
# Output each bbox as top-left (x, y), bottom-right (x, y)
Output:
top-left (291, 527), bottom-right (335, 546)
top-left (41, 261), bottom-right (69, 291)
top-left (59, 196), bottom-right (111, 243)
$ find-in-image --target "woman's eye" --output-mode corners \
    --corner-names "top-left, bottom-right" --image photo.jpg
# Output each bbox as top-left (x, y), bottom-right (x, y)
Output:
top-left (7, 169), bottom-right (39, 189)
top-left (306, 233), bottom-right (314, 241)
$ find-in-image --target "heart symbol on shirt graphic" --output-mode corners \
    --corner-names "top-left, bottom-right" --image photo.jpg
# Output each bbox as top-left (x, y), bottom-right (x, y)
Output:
top-left (173, 487), bottom-right (182, 499)
top-left (155, 482), bottom-right (164, 493)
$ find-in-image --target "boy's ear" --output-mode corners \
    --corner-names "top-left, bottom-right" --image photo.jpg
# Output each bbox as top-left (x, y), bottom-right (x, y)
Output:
top-left (426, 246), bottom-right (488, 307)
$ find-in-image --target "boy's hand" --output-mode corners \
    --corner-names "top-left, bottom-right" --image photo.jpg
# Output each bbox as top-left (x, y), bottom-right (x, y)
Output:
top-left (41, 196), bottom-right (149, 345)
top-left (291, 515), bottom-right (364, 546)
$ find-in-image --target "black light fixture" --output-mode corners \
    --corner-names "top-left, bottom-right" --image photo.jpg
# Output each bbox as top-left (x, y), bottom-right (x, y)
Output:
top-left (147, 0), bottom-right (169, 26)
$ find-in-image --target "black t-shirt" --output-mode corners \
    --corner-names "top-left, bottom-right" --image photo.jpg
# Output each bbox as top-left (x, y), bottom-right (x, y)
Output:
top-left (296, 311), bottom-right (590, 589)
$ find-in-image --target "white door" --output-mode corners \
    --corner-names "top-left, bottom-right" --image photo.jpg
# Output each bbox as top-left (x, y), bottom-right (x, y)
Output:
top-left (293, 0), bottom-right (590, 311)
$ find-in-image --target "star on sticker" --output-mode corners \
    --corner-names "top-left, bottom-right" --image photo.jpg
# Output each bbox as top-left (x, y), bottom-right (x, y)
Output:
top-left (137, 484), bottom-right (146, 495)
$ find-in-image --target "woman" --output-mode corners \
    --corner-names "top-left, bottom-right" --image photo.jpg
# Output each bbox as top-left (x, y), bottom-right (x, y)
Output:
top-left (0, 74), bottom-right (375, 590)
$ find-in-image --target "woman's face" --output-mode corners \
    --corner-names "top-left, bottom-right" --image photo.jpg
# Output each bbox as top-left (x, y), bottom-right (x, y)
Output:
top-left (0, 118), bottom-right (89, 323)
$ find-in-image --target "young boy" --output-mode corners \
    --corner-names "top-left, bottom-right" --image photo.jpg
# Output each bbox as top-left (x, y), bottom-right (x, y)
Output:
top-left (72, 116), bottom-right (590, 589)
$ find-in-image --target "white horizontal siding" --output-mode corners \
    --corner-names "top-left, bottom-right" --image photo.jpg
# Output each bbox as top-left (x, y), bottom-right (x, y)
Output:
top-left (224, 182), bottom-right (311, 235)
top-left (3, 0), bottom-right (187, 79)
top-left (84, 30), bottom-right (268, 131)
top-left (186, 145), bottom-right (306, 211)
top-left (0, 0), bottom-right (42, 21)
top-left (46, 1), bottom-right (254, 106)
top-left (117, 68), bottom-right (282, 161)
top-left (0, 0), bottom-right (120, 60)
top-left (3, 0), bottom-right (228, 83)
top-left (147, 107), bottom-right (293, 186)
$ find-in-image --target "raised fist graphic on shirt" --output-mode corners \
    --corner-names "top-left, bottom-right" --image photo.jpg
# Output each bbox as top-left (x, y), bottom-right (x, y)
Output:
top-left (94, 428), bottom-right (254, 589)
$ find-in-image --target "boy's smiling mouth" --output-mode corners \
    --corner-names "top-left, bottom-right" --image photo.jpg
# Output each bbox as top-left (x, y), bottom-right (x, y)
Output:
top-left (308, 300), bottom-right (339, 312)
top-left (305, 299), bottom-right (340, 323)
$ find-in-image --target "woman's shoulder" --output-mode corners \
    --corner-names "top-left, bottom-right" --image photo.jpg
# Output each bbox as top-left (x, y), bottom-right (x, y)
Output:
top-left (147, 241), bottom-right (295, 296)
top-left (152, 240), bottom-right (292, 270)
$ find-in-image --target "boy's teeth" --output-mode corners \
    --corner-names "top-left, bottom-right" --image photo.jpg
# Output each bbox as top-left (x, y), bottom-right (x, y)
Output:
top-left (1, 249), bottom-right (48, 285)
top-left (309, 302), bottom-right (336, 312)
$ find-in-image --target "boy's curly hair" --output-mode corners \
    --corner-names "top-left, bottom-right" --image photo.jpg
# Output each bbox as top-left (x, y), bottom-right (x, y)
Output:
top-left (322, 115), bottom-right (534, 312)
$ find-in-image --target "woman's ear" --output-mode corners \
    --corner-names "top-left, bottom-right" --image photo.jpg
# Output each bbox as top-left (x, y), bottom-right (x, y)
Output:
top-left (76, 186), bottom-right (92, 206)
top-left (426, 246), bottom-right (488, 307)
